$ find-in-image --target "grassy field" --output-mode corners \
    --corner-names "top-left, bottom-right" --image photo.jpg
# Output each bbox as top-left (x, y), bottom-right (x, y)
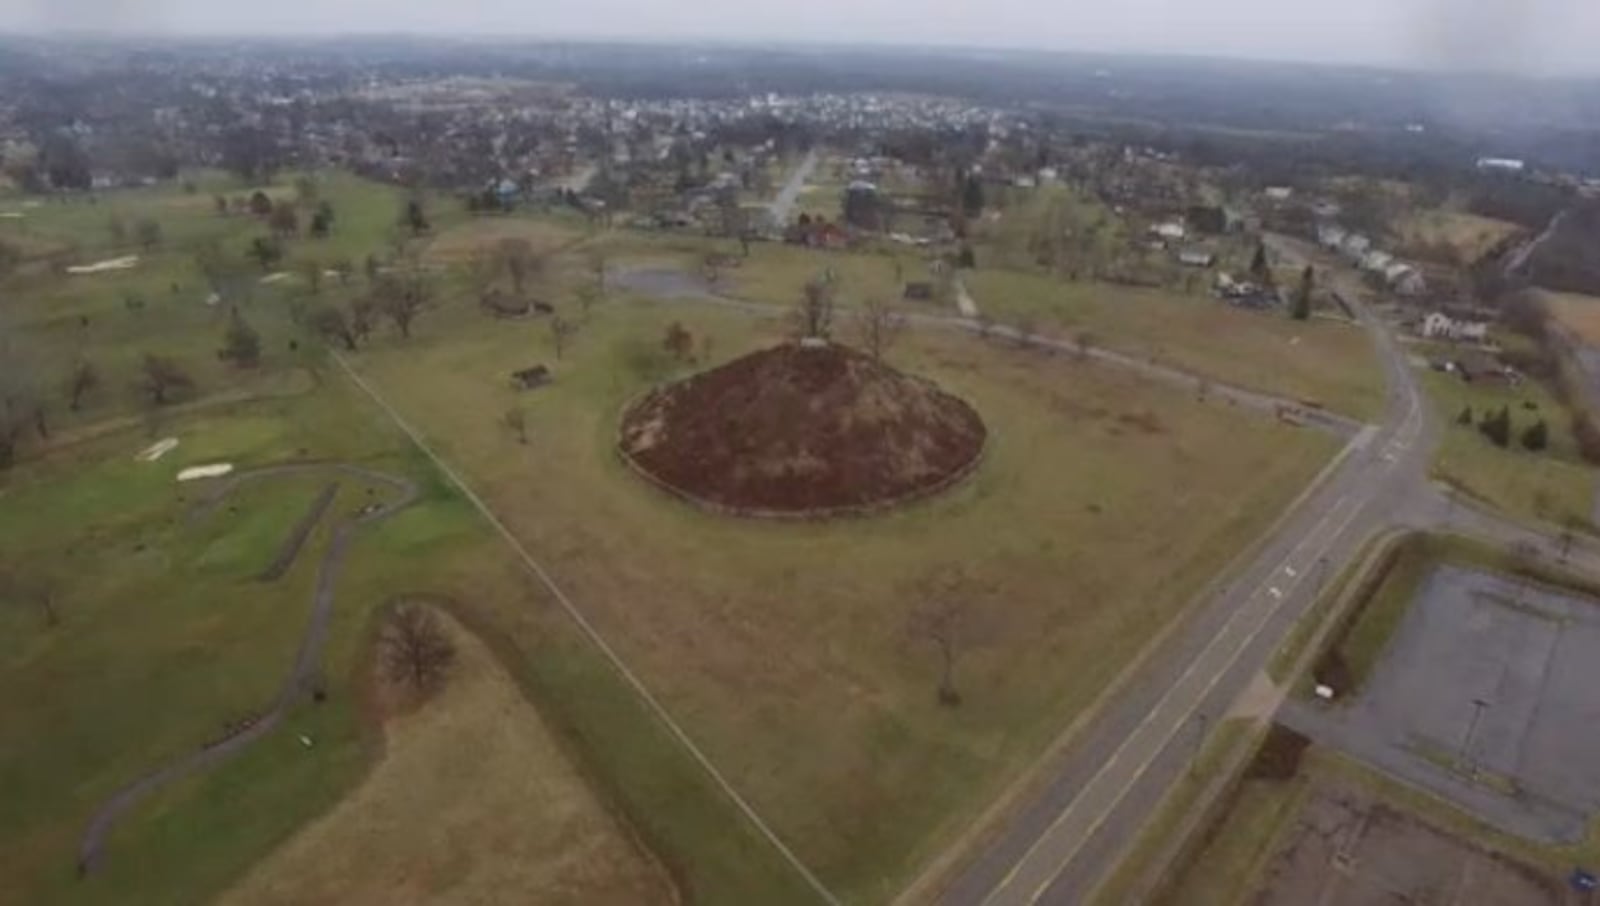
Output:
top-left (964, 268), bottom-right (1384, 419)
top-left (0, 382), bottom-right (493, 906)
top-left (1417, 353), bottom-right (1596, 529)
top-left (1398, 209), bottom-right (1521, 263)
top-left (725, 240), bottom-right (942, 310)
top-left (1542, 290), bottom-right (1600, 347)
top-left (3, 169), bottom-right (1353, 905)
top-left (219, 606), bottom-right (672, 906)
top-left (349, 284), bottom-right (1336, 902)
top-left (0, 174), bottom-right (822, 906)
top-left (600, 225), bottom-right (1384, 420)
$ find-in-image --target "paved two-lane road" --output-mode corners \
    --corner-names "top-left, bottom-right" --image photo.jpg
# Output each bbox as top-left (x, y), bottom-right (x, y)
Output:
top-left (941, 239), bottom-right (1437, 905)
top-left (768, 149), bottom-right (820, 224)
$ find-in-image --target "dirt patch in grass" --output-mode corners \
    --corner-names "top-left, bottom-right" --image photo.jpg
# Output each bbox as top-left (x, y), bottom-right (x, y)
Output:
top-left (619, 342), bottom-right (986, 515)
top-left (219, 608), bottom-right (675, 906)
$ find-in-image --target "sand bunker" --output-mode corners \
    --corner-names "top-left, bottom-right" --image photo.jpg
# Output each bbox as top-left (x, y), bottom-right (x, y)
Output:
top-left (177, 463), bottom-right (235, 482)
top-left (136, 438), bottom-right (180, 462)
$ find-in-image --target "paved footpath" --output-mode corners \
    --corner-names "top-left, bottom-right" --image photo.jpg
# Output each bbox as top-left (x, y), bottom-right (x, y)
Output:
top-left (76, 463), bottom-right (417, 875)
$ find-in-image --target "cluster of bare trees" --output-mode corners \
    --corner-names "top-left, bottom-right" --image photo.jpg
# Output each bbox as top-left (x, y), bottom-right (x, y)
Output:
top-left (305, 260), bottom-right (433, 350)
top-left (463, 237), bottom-right (546, 308)
top-left (0, 338), bottom-right (208, 471)
top-left (785, 274), bottom-right (910, 361)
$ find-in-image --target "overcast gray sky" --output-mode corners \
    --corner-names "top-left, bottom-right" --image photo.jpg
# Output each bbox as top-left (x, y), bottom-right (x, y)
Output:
top-left (10, 0), bottom-right (1600, 75)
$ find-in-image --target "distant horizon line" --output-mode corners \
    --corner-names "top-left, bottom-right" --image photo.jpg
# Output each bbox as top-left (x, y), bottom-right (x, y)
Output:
top-left (1, 29), bottom-right (1596, 82)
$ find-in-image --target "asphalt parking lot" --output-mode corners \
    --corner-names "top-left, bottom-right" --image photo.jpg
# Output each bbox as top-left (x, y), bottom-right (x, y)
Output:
top-left (1280, 565), bottom-right (1600, 842)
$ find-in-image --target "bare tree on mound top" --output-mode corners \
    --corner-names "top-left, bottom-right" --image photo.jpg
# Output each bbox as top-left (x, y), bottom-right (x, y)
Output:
top-left (907, 566), bottom-right (996, 707)
top-left (791, 277), bottom-right (835, 342)
top-left (380, 603), bottom-right (456, 693)
top-left (856, 296), bottom-right (907, 361)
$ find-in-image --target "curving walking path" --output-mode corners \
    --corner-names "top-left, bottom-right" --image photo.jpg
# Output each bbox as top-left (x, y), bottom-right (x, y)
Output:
top-left (76, 463), bottom-right (418, 876)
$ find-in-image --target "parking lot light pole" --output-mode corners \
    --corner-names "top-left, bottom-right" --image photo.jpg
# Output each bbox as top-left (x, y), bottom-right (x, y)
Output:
top-left (1461, 697), bottom-right (1490, 778)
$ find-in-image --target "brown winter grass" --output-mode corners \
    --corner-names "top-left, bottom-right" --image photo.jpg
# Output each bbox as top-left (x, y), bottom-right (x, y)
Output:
top-left (348, 288), bottom-right (1336, 902)
top-left (218, 608), bottom-right (673, 906)
top-left (422, 217), bottom-right (586, 264)
top-left (1397, 209), bottom-right (1521, 263)
top-left (965, 268), bottom-right (1384, 420)
top-left (1543, 290), bottom-right (1600, 348)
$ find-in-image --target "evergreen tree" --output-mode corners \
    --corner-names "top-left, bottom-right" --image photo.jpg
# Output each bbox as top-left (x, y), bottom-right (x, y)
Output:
top-left (1479, 405), bottom-right (1512, 448)
top-left (1291, 265), bottom-right (1314, 321)
top-left (962, 173), bottom-right (985, 218)
top-left (1250, 243), bottom-right (1271, 284)
top-left (1521, 419), bottom-right (1549, 452)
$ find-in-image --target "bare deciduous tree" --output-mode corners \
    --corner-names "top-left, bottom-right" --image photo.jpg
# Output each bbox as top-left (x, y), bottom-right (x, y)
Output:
top-left (502, 407), bottom-right (528, 444)
top-left (380, 603), bottom-right (456, 692)
top-left (462, 247), bottom-right (498, 307)
top-left (298, 257), bottom-right (323, 295)
top-left (549, 316), bottom-right (576, 360)
top-left (856, 296), bottom-right (907, 361)
top-left (906, 566), bottom-right (992, 707)
top-left (134, 218), bottom-right (162, 251)
top-left (64, 359), bottom-right (99, 411)
top-left (586, 249), bottom-right (608, 295)
top-left (377, 271), bottom-right (431, 339)
top-left (792, 277), bottom-right (835, 340)
top-left (663, 322), bottom-right (695, 362)
top-left (576, 284), bottom-right (600, 317)
top-left (308, 304), bottom-right (357, 351)
top-left (139, 354), bottom-right (194, 406)
top-left (348, 296), bottom-right (377, 345)
top-left (496, 237), bottom-right (542, 296)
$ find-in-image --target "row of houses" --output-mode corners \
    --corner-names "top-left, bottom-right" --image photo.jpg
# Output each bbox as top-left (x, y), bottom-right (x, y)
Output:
top-left (1315, 224), bottom-right (1427, 296)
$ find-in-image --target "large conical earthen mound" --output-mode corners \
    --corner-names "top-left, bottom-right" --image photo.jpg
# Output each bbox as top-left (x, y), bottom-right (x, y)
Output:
top-left (619, 343), bottom-right (986, 516)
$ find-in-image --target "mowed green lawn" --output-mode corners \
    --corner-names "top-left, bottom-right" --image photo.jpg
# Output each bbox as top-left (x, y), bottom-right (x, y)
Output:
top-left (0, 169), bottom-right (464, 446)
top-left (0, 382), bottom-right (496, 906)
top-left (349, 285), bottom-right (1337, 902)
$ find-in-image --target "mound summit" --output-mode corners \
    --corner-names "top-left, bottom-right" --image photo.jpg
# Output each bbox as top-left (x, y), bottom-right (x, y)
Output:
top-left (619, 342), bottom-right (986, 516)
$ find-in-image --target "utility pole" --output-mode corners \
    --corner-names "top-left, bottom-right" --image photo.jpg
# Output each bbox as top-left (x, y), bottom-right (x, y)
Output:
top-left (1461, 697), bottom-right (1489, 779)
top-left (1190, 710), bottom-right (1209, 780)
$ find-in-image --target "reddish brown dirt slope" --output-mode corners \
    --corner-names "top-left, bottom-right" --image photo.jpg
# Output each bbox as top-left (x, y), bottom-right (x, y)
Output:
top-left (619, 343), bottom-right (986, 515)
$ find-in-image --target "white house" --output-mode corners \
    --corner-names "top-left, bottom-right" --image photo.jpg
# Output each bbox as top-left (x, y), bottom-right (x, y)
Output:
top-left (1341, 234), bottom-right (1372, 260)
top-left (1420, 311), bottom-right (1488, 342)
top-left (1149, 221), bottom-right (1187, 242)
top-left (1362, 250), bottom-right (1396, 273)
top-left (1477, 157), bottom-right (1527, 174)
top-left (1264, 186), bottom-right (1294, 201)
top-left (1386, 264), bottom-right (1427, 297)
top-left (1317, 224), bottom-right (1348, 249)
